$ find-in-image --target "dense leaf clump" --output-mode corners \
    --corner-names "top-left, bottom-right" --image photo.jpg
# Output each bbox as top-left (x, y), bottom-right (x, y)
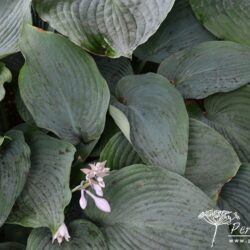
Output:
top-left (0, 0), bottom-right (249, 249)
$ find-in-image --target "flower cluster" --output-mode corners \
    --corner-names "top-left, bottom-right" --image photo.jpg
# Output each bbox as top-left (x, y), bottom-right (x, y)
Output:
top-left (52, 161), bottom-right (111, 245)
top-left (74, 161), bottom-right (111, 213)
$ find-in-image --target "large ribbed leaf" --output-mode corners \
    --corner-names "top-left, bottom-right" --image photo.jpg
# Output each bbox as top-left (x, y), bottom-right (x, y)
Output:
top-left (34, 0), bottom-right (175, 58)
top-left (95, 57), bottom-right (133, 95)
top-left (110, 73), bottom-right (189, 175)
top-left (0, 130), bottom-right (30, 227)
top-left (0, 0), bottom-right (31, 58)
top-left (7, 131), bottom-right (76, 234)
top-left (202, 86), bottom-right (250, 163)
top-left (85, 165), bottom-right (235, 250)
top-left (135, 0), bottom-right (215, 63)
top-left (219, 163), bottom-right (250, 227)
top-left (0, 63), bottom-right (12, 101)
top-left (26, 220), bottom-right (107, 250)
top-left (19, 25), bottom-right (110, 145)
top-left (190, 0), bottom-right (250, 47)
top-left (158, 41), bottom-right (250, 99)
top-left (100, 132), bottom-right (142, 170)
top-left (186, 119), bottom-right (241, 199)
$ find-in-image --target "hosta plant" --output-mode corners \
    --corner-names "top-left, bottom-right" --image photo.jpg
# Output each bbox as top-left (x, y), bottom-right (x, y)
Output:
top-left (0, 0), bottom-right (250, 249)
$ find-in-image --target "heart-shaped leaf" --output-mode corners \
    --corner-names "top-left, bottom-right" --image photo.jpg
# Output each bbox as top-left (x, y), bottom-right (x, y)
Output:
top-left (186, 119), bottom-right (241, 199)
top-left (219, 163), bottom-right (250, 227)
top-left (84, 164), bottom-right (236, 249)
top-left (7, 131), bottom-right (76, 234)
top-left (26, 220), bottom-right (107, 250)
top-left (34, 0), bottom-right (176, 58)
top-left (190, 0), bottom-right (250, 47)
top-left (0, 63), bottom-right (12, 101)
top-left (100, 132), bottom-right (142, 170)
top-left (110, 73), bottom-right (189, 175)
top-left (19, 25), bottom-right (110, 145)
top-left (0, 0), bottom-right (31, 58)
top-left (0, 130), bottom-right (30, 227)
top-left (202, 86), bottom-right (250, 163)
top-left (158, 41), bottom-right (250, 99)
top-left (135, 0), bottom-right (215, 63)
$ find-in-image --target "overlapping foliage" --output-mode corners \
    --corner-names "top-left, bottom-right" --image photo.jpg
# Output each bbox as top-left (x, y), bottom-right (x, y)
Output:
top-left (0, 0), bottom-right (249, 249)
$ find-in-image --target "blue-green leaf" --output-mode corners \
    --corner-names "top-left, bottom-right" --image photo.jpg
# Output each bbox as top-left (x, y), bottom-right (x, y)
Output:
top-left (110, 73), bottom-right (189, 175)
top-left (19, 25), bottom-right (110, 145)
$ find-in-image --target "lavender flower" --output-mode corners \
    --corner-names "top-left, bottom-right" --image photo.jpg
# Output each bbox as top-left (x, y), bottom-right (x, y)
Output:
top-left (73, 161), bottom-right (111, 213)
top-left (52, 223), bottom-right (70, 245)
top-left (79, 189), bottom-right (111, 213)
